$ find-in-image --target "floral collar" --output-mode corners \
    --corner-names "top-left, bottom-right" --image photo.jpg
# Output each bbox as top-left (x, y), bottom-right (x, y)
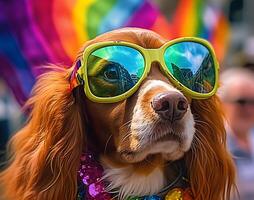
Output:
top-left (77, 152), bottom-right (193, 200)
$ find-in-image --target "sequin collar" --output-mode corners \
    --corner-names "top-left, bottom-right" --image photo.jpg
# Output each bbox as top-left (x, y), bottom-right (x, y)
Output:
top-left (77, 152), bottom-right (193, 200)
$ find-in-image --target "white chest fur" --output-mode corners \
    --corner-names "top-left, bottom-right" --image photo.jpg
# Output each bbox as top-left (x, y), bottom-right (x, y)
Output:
top-left (102, 163), bottom-right (166, 200)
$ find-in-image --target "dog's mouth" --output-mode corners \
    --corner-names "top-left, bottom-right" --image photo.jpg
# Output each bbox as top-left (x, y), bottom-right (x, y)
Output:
top-left (119, 130), bottom-right (183, 163)
top-left (118, 109), bottom-right (194, 163)
top-left (153, 131), bottom-right (182, 143)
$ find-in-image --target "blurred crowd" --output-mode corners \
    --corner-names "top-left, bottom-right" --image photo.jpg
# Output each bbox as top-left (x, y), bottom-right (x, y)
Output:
top-left (0, 80), bottom-right (23, 169)
top-left (220, 66), bottom-right (254, 200)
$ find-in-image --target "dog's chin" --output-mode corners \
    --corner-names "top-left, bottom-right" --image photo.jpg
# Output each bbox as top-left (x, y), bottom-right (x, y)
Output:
top-left (119, 131), bottom-right (186, 163)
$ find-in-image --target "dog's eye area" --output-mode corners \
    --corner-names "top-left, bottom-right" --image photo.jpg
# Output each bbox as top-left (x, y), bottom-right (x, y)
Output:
top-left (103, 63), bottom-right (120, 81)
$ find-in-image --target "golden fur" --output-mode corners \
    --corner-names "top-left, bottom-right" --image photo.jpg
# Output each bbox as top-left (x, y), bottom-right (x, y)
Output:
top-left (0, 28), bottom-right (236, 200)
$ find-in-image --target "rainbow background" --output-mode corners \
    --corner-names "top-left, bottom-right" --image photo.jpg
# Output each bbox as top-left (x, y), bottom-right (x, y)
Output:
top-left (0, 0), bottom-right (230, 105)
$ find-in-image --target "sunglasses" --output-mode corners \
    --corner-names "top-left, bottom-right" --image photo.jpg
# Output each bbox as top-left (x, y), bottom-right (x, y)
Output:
top-left (229, 98), bottom-right (254, 106)
top-left (70, 37), bottom-right (219, 103)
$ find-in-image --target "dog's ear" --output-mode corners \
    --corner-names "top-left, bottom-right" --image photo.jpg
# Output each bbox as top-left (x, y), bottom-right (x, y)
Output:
top-left (0, 66), bottom-right (85, 200)
top-left (185, 95), bottom-right (236, 200)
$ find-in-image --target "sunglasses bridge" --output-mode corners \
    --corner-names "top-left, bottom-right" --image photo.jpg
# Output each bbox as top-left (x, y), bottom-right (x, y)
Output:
top-left (139, 48), bottom-right (172, 79)
top-left (142, 48), bottom-right (163, 63)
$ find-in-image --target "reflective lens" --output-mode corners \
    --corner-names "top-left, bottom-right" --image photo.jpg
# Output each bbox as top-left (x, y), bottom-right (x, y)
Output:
top-left (87, 45), bottom-right (145, 97)
top-left (164, 42), bottom-right (215, 93)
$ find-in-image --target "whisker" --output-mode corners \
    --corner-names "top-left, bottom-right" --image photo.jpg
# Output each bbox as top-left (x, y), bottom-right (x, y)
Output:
top-left (120, 131), bottom-right (133, 143)
top-left (119, 120), bottom-right (132, 130)
top-left (194, 119), bottom-right (210, 127)
top-left (192, 129), bottom-right (216, 157)
top-left (104, 134), bottom-right (113, 154)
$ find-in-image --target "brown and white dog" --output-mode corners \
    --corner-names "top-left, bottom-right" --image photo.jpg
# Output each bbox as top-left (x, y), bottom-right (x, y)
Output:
top-left (0, 28), bottom-right (236, 200)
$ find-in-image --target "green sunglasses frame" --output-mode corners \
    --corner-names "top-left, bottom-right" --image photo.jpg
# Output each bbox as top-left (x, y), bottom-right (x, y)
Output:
top-left (76, 37), bottom-right (219, 103)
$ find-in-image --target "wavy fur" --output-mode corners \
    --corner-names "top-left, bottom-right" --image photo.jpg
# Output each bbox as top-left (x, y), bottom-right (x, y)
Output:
top-left (0, 70), bottom-right (236, 200)
top-left (0, 67), bottom-right (85, 200)
top-left (186, 96), bottom-right (236, 200)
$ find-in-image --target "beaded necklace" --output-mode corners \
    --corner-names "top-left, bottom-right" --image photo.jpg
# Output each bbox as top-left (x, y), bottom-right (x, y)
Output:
top-left (77, 152), bottom-right (193, 200)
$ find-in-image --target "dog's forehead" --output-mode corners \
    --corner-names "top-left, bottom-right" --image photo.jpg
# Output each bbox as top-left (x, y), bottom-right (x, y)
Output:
top-left (84, 28), bottom-right (166, 49)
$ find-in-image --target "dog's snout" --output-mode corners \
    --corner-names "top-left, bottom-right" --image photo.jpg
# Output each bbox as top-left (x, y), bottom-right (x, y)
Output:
top-left (151, 92), bottom-right (188, 121)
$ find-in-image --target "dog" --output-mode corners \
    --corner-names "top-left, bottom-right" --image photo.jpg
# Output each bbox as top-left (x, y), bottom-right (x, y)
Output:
top-left (0, 28), bottom-right (236, 200)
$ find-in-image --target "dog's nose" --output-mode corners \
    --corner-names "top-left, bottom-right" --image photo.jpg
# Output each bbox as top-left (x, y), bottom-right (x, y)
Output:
top-left (151, 92), bottom-right (188, 121)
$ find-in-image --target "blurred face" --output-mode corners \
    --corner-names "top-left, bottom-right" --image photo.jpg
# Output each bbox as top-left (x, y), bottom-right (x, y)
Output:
top-left (223, 79), bottom-right (254, 133)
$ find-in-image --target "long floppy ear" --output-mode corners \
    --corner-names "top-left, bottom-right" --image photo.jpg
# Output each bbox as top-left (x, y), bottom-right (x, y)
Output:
top-left (185, 95), bottom-right (236, 200)
top-left (0, 66), bottom-right (85, 200)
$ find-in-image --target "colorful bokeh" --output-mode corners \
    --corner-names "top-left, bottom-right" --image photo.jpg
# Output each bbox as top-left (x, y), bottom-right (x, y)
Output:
top-left (0, 0), bottom-right (230, 104)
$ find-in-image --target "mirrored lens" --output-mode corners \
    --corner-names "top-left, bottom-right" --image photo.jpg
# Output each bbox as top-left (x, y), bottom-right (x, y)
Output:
top-left (87, 45), bottom-right (145, 97)
top-left (164, 42), bottom-right (216, 94)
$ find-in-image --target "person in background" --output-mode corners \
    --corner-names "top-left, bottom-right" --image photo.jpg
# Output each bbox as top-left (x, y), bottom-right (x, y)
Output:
top-left (0, 79), bottom-right (23, 169)
top-left (219, 67), bottom-right (254, 200)
top-left (0, 81), bottom-right (10, 168)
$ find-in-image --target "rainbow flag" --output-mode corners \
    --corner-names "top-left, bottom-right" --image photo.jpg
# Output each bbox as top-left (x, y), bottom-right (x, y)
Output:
top-left (0, 0), bottom-right (230, 105)
top-left (169, 0), bottom-right (230, 60)
top-left (0, 0), bottom-right (171, 105)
